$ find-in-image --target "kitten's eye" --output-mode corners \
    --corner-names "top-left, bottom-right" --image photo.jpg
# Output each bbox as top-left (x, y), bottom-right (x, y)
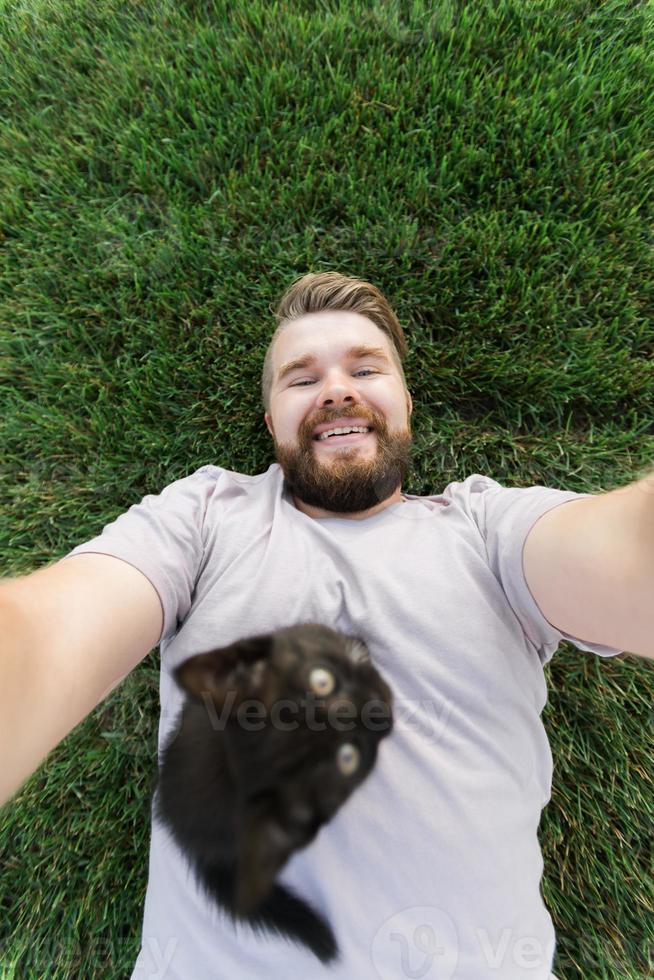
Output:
top-left (309, 667), bottom-right (335, 696)
top-left (336, 742), bottom-right (360, 776)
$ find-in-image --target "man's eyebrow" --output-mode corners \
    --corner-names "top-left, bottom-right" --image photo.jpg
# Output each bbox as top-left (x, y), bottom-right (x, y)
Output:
top-left (276, 345), bottom-right (391, 384)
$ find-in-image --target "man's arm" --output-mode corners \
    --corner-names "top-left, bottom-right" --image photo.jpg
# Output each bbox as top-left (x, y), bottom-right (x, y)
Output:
top-left (0, 553), bottom-right (163, 806)
top-left (523, 469), bottom-right (654, 659)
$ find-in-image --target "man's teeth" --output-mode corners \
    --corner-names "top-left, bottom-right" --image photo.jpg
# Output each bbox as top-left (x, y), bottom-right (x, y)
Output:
top-left (317, 426), bottom-right (371, 441)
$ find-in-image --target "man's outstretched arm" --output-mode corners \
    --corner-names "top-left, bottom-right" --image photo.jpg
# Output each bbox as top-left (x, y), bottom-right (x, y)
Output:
top-left (0, 554), bottom-right (163, 806)
top-left (523, 468), bottom-right (654, 660)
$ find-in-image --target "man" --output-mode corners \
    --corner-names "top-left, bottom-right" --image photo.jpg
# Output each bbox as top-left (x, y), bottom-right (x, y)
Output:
top-left (3, 271), bottom-right (651, 978)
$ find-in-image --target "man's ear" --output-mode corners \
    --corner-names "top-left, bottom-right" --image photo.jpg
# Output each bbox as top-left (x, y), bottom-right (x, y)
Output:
top-left (406, 391), bottom-right (413, 417)
top-left (264, 412), bottom-right (274, 438)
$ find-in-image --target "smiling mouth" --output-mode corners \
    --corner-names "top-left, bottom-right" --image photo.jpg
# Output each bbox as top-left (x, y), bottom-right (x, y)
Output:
top-left (314, 430), bottom-right (374, 446)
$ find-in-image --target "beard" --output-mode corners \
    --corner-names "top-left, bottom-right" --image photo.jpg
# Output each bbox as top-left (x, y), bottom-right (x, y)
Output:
top-left (272, 408), bottom-right (413, 514)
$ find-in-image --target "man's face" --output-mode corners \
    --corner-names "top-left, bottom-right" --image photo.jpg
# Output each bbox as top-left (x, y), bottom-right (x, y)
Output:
top-left (264, 311), bottom-right (413, 516)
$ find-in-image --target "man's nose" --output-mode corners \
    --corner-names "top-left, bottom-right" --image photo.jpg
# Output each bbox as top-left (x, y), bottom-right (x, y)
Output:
top-left (316, 374), bottom-right (360, 406)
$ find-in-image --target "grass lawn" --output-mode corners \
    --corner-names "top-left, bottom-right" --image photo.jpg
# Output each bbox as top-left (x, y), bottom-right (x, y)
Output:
top-left (1, 0), bottom-right (653, 976)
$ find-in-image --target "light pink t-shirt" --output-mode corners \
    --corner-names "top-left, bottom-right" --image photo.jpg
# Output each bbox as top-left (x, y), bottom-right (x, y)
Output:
top-left (64, 463), bottom-right (622, 979)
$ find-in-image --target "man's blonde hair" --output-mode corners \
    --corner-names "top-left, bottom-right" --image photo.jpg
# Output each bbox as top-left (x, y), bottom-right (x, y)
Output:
top-left (261, 271), bottom-right (410, 412)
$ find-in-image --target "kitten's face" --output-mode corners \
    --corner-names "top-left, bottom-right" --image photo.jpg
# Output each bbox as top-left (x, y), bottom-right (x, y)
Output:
top-left (173, 623), bottom-right (393, 915)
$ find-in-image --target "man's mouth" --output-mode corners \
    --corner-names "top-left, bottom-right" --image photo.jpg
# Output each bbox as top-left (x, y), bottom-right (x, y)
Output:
top-left (313, 428), bottom-right (374, 446)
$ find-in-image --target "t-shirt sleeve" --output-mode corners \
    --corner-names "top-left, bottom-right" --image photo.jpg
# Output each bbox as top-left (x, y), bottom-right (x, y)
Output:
top-left (441, 474), bottom-right (624, 666)
top-left (61, 465), bottom-right (220, 645)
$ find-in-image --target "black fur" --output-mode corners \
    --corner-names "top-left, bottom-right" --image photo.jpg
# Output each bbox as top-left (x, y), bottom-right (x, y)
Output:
top-left (154, 622), bottom-right (393, 964)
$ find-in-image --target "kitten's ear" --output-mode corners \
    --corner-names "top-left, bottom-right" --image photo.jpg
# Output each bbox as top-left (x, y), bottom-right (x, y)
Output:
top-left (347, 637), bottom-right (371, 664)
top-left (174, 635), bottom-right (273, 705)
top-left (234, 810), bottom-right (295, 915)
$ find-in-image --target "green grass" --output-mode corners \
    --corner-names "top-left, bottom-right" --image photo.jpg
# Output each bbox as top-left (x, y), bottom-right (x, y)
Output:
top-left (1, 0), bottom-right (653, 976)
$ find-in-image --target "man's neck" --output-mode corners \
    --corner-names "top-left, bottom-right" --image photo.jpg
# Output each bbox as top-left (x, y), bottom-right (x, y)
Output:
top-left (292, 487), bottom-right (405, 521)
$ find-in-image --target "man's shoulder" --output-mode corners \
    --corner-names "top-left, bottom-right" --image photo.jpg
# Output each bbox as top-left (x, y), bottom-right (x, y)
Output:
top-left (184, 462), bottom-right (281, 485)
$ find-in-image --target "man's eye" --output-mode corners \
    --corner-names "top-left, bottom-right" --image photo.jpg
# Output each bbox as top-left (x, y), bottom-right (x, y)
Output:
top-left (292, 370), bottom-right (377, 387)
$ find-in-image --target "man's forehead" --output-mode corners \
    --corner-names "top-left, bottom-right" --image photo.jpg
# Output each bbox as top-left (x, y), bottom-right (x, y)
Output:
top-left (273, 311), bottom-right (391, 365)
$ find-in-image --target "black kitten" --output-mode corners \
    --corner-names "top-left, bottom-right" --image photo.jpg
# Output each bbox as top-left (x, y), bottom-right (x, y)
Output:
top-left (154, 622), bottom-right (394, 965)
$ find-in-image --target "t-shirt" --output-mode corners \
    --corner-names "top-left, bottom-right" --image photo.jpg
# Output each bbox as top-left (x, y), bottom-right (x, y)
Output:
top-left (63, 463), bottom-right (622, 980)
